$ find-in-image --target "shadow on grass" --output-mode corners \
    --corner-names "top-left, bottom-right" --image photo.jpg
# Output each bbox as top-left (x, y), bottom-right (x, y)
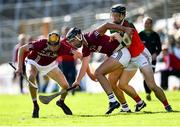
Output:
top-left (40, 110), bottom-right (180, 118)
top-left (73, 110), bottom-right (180, 117)
top-left (141, 110), bottom-right (180, 114)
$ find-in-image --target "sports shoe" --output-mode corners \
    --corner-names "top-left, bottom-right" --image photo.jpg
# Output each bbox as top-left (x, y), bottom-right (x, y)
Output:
top-left (165, 105), bottom-right (173, 112)
top-left (146, 94), bottom-right (151, 101)
top-left (135, 101), bottom-right (146, 112)
top-left (56, 100), bottom-right (73, 115)
top-left (32, 106), bottom-right (39, 118)
top-left (106, 101), bottom-right (120, 114)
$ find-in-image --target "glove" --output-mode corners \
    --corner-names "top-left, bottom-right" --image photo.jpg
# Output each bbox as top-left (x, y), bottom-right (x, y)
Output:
top-left (122, 33), bottom-right (132, 47)
top-left (111, 32), bottom-right (132, 49)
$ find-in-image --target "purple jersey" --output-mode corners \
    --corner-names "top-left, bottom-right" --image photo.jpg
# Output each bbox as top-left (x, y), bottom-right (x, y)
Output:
top-left (27, 39), bottom-right (73, 66)
top-left (82, 30), bottom-right (120, 57)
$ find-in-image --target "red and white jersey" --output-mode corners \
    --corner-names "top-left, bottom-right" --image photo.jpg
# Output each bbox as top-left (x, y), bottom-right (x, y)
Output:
top-left (27, 39), bottom-right (73, 66)
top-left (82, 31), bottom-right (120, 57)
top-left (122, 20), bottom-right (145, 57)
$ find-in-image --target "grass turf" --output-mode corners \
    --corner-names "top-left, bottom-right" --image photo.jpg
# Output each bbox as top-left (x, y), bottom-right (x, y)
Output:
top-left (0, 91), bottom-right (180, 126)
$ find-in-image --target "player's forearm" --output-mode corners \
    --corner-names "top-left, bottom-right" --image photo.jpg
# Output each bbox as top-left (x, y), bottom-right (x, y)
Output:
top-left (86, 65), bottom-right (97, 81)
top-left (17, 47), bottom-right (25, 69)
top-left (76, 56), bottom-right (90, 83)
top-left (72, 50), bottom-right (82, 60)
top-left (86, 65), bottom-right (94, 78)
top-left (105, 22), bottom-right (127, 32)
top-left (97, 22), bottom-right (127, 35)
top-left (86, 65), bottom-right (92, 76)
top-left (76, 64), bottom-right (88, 83)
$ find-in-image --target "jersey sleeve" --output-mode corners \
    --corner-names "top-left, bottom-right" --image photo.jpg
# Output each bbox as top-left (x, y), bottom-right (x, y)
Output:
top-left (28, 39), bottom-right (46, 51)
top-left (88, 30), bottom-right (101, 40)
top-left (82, 45), bottom-right (91, 57)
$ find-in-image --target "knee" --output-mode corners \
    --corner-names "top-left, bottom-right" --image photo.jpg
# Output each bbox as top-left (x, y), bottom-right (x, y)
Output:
top-left (117, 83), bottom-right (125, 90)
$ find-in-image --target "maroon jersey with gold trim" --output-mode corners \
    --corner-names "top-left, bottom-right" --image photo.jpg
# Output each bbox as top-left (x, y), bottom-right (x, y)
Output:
top-left (82, 30), bottom-right (120, 57)
top-left (27, 39), bottom-right (73, 66)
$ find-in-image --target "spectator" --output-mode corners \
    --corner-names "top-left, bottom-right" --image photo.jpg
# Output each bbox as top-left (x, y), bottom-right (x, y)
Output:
top-left (139, 17), bottom-right (162, 101)
top-left (173, 30), bottom-right (180, 59)
top-left (160, 45), bottom-right (180, 90)
top-left (12, 34), bottom-right (27, 93)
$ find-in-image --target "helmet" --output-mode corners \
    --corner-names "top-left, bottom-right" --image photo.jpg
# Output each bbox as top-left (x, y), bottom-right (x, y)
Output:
top-left (66, 27), bottom-right (81, 43)
top-left (111, 4), bottom-right (126, 14)
top-left (48, 32), bottom-right (60, 46)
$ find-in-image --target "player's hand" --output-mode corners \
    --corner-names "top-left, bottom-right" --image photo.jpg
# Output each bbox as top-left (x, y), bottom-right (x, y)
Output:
top-left (72, 81), bottom-right (80, 88)
top-left (124, 27), bottom-right (134, 35)
top-left (109, 35), bottom-right (116, 42)
top-left (109, 33), bottom-right (123, 43)
top-left (16, 66), bottom-right (23, 75)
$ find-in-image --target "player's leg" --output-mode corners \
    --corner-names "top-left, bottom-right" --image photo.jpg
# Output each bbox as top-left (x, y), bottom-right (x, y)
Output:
top-left (108, 68), bottom-right (131, 112)
top-left (118, 69), bottom-right (146, 112)
top-left (25, 63), bottom-right (39, 118)
top-left (140, 65), bottom-right (172, 112)
top-left (143, 61), bottom-right (155, 101)
top-left (47, 67), bottom-right (72, 115)
top-left (95, 48), bottom-right (130, 114)
top-left (160, 70), bottom-right (169, 90)
top-left (19, 74), bottom-right (23, 93)
top-left (137, 48), bottom-right (172, 111)
top-left (143, 80), bottom-right (151, 101)
top-left (95, 57), bottom-right (121, 114)
top-left (95, 57), bottom-right (123, 95)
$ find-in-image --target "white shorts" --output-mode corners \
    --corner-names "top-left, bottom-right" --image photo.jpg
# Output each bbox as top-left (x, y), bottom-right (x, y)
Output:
top-left (25, 58), bottom-right (58, 76)
top-left (125, 48), bottom-right (152, 70)
top-left (110, 47), bottom-right (131, 67)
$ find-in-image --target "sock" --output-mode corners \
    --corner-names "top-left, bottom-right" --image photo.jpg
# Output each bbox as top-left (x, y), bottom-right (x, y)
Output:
top-left (59, 98), bottom-right (64, 102)
top-left (162, 100), bottom-right (169, 107)
top-left (32, 98), bottom-right (39, 108)
top-left (134, 95), bottom-right (142, 104)
top-left (108, 93), bottom-right (116, 103)
top-left (121, 103), bottom-right (130, 111)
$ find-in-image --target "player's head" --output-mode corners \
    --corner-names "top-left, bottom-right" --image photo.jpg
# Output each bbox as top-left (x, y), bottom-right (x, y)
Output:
top-left (110, 4), bottom-right (126, 24)
top-left (47, 32), bottom-right (60, 46)
top-left (66, 27), bottom-right (83, 48)
top-left (18, 34), bottom-right (26, 45)
top-left (143, 17), bottom-right (153, 31)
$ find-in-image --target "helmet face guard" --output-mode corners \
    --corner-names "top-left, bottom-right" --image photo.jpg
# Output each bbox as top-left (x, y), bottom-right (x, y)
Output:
top-left (66, 27), bottom-right (83, 48)
top-left (48, 32), bottom-right (60, 46)
top-left (66, 27), bottom-right (82, 42)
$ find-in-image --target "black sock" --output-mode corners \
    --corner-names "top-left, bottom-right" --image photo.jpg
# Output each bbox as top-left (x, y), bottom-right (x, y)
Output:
top-left (33, 100), bottom-right (39, 109)
top-left (59, 99), bottom-right (64, 103)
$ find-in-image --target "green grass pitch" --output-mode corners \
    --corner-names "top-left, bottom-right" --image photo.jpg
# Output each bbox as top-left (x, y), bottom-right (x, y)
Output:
top-left (0, 91), bottom-right (180, 126)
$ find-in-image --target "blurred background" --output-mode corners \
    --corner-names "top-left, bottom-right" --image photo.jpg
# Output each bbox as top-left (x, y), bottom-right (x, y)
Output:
top-left (0, 0), bottom-right (179, 94)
